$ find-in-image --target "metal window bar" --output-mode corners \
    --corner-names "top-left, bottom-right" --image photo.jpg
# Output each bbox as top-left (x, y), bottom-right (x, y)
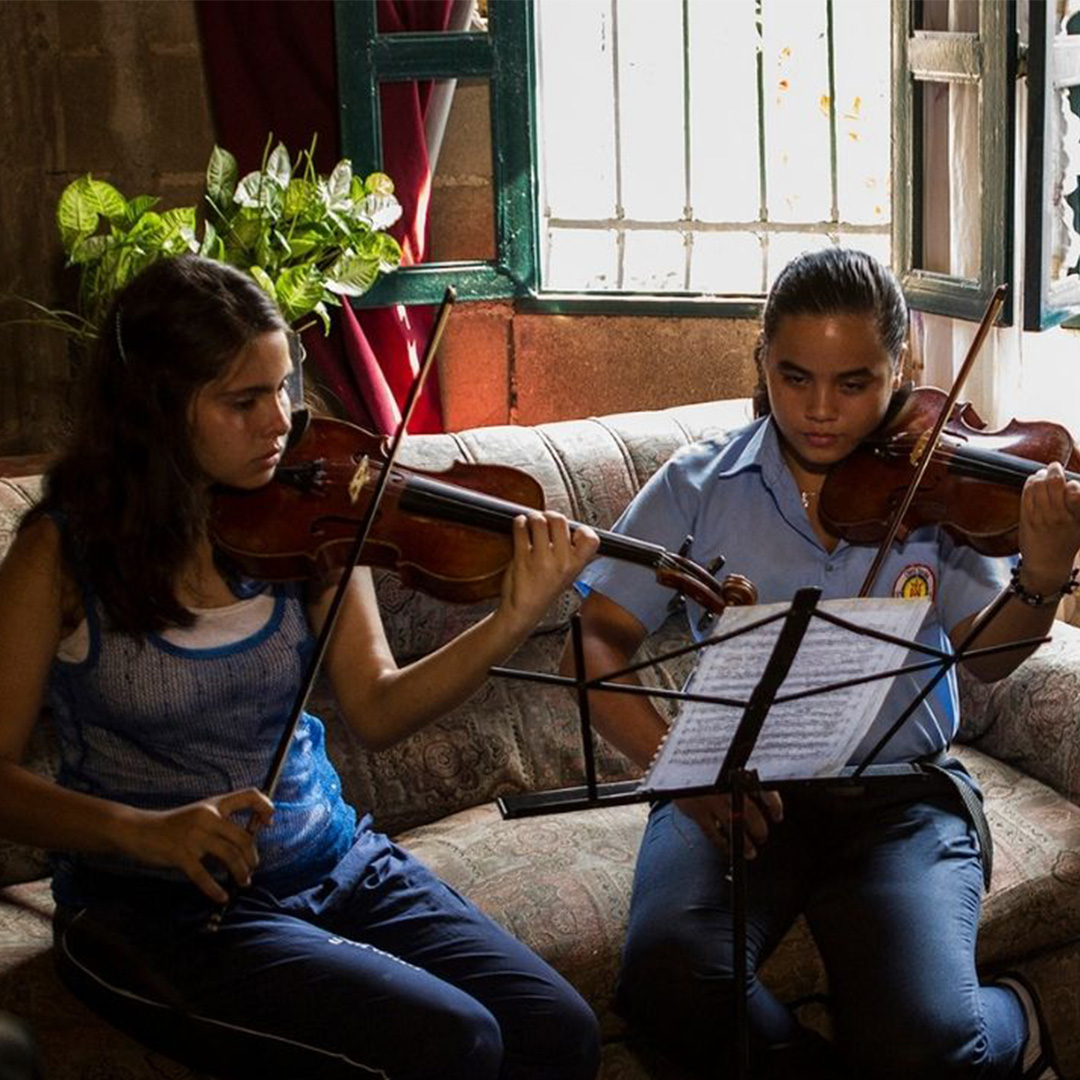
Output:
top-left (611, 0), bottom-right (626, 291)
top-left (540, 0), bottom-right (888, 296)
top-left (756, 0), bottom-right (769, 293)
top-left (682, 0), bottom-right (693, 291)
top-left (826, 0), bottom-right (840, 225)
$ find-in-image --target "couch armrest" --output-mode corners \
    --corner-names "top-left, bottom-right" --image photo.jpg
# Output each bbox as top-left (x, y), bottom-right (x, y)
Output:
top-left (958, 620), bottom-right (1080, 804)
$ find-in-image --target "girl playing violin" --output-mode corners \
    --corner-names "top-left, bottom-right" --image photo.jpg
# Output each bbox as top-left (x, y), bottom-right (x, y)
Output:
top-left (570, 248), bottom-right (1080, 1080)
top-left (0, 254), bottom-right (602, 1080)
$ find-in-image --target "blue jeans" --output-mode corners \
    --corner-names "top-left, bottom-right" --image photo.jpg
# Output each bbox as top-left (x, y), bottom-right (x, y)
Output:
top-left (54, 824), bottom-right (600, 1080)
top-left (618, 787), bottom-right (1026, 1080)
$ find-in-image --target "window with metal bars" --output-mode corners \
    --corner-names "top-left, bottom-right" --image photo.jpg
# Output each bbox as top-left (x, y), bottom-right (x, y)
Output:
top-left (534, 0), bottom-right (891, 299)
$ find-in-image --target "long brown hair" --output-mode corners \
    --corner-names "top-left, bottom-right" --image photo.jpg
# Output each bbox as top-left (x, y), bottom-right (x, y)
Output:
top-left (752, 248), bottom-right (908, 418)
top-left (32, 255), bottom-right (288, 634)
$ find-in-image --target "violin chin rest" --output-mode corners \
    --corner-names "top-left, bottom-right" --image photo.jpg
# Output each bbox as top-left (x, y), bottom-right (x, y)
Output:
top-left (287, 408), bottom-right (311, 448)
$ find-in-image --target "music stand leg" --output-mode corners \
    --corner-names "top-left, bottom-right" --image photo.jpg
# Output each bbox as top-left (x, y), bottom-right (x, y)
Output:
top-left (730, 769), bottom-right (751, 1080)
top-left (570, 613), bottom-right (599, 801)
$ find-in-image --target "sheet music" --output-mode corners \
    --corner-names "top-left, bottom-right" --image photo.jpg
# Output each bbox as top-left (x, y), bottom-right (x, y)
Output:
top-left (641, 598), bottom-right (931, 792)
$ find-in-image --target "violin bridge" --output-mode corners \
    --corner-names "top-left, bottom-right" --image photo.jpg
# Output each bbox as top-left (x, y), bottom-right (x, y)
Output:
top-left (910, 431), bottom-right (932, 466)
top-left (349, 456), bottom-right (370, 505)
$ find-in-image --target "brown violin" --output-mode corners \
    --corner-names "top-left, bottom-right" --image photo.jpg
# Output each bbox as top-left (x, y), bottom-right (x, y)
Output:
top-left (819, 385), bottom-right (1080, 556)
top-left (210, 414), bottom-right (758, 615)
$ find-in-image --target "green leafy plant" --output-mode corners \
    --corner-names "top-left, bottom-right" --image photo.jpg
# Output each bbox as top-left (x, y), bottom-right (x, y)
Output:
top-left (18, 137), bottom-right (403, 344)
top-left (51, 177), bottom-right (200, 342)
top-left (202, 140), bottom-right (403, 331)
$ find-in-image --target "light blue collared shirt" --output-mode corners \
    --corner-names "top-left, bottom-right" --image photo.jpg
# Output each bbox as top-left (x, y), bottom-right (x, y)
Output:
top-left (577, 417), bottom-right (1012, 764)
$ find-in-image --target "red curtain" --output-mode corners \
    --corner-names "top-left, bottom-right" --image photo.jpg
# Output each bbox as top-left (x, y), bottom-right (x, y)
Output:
top-left (196, 0), bottom-right (447, 434)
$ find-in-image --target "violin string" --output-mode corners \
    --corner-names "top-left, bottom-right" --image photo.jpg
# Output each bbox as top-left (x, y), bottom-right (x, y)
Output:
top-left (877, 439), bottom-right (1059, 486)
top-left (399, 480), bottom-right (733, 604)
top-left (400, 475), bottom-right (666, 569)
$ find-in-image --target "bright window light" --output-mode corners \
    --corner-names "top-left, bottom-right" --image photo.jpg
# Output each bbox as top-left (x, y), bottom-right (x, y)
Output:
top-left (535, 0), bottom-right (892, 297)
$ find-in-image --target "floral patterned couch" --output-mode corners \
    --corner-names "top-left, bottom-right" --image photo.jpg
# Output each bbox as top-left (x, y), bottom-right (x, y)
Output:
top-left (2, 398), bottom-right (1080, 1080)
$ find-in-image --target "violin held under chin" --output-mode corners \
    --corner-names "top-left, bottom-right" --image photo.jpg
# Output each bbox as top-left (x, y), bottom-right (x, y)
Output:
top-left (819, 384), bottom-right (1080, 557)
top-left (209, 413), bottom-right (758, 616)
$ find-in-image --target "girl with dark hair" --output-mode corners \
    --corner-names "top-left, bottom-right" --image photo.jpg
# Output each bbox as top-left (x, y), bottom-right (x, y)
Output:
top-left (569, 248), bottom-right (1080, 1079)
top-left (0, 255), bottom-right (602, 1080)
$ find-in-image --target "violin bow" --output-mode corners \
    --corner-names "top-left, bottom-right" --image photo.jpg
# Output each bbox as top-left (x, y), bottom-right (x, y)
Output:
top-left (209, 286), bottom-right (457, 927)
top-left (856, 283), bottom-right (1009, 598)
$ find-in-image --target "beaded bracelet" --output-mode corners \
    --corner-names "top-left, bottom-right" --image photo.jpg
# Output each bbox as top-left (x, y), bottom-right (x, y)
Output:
top-left (1009, 558), bottom-right (1080, 607)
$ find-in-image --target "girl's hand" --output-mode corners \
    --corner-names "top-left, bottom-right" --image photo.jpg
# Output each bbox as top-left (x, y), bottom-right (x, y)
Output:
top-left (497, 512), bottom-right (600, 637)
top-left (1017, 462), bottom-right (1080, 592)
top-left (117, 788), bottom-right (274, 903)
top-left (675, 790), bottom-right (784, 859)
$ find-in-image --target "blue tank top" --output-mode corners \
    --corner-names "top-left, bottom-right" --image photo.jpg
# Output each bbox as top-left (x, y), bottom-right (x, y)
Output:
top-left (47, 582), bottom-right (356, 905)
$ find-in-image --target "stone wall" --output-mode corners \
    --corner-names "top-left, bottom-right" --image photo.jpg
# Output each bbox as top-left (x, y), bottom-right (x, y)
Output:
top-left (0, 0), bottom-right (214, 455)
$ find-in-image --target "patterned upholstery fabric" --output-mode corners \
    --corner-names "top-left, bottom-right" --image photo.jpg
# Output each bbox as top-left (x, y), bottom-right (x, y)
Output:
top-left (0, 475), bottom-right (53, 887)
top-left (3, 401), bottom-right (1080, 1079)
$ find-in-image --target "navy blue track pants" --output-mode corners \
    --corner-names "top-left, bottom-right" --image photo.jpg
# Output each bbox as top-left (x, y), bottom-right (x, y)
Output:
top-left (54, 825), bottom-right (600, 1080)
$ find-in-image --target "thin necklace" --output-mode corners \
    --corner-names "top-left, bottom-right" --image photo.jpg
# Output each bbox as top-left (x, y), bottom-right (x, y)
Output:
top-left (800, 489), bottom-right (816, 510)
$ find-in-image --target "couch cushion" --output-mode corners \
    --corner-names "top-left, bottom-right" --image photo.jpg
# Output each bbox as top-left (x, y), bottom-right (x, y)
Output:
top-left (321, 609), bottom-right (702, 836)
top-left (398, 802), bottom-right (645, 1039)
top-left (0, 723), bottom-right (57, 888)
top-left (323, 628), bottom-right (642, 836)
top-left (397, 803), bottom-right (826, 1039)
top-left (959, 744), bottom-right (1080, 1074)
top-left (958, 622), bottom-right (1080, 805)
top-left (960, 745), bottom-right (1080, 963)
top-left (0, 475), bottom-right (55, 881)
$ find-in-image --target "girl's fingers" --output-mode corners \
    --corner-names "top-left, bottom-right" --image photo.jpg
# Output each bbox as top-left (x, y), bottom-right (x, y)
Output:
top-left (544, 510), bottom-right (574, 551)
top-left (201, 833), bottom-right (255, 886)
top-left (571, 522), bottom-right (600, 561)
top-left (513, 511), bottom-right (597, 571)
top-left (514, 511), bottom-right (545, 552)
top-left (217, 819), bottom-right (262, 865)
top-left (217, 787), bottom-right (274, 824)
top-left (185, 859), bottom-right (230, 904)
top-left (531, 510), bottom-right (559, 550)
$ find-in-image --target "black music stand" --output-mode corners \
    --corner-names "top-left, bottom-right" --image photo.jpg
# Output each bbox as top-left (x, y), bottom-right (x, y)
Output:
top-left (493, 584), bottom-right (1046, 1079)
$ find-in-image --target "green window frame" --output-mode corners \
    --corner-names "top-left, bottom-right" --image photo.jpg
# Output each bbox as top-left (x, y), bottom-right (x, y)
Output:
top-left (334, 0), bottom-right (540, 307)
top-left (892, 0), bottom-right (1016, 324)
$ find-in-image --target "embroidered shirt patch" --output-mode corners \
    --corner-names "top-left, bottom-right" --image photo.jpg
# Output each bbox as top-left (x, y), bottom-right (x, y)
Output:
top-left (892, 563), bottom-right (936, 600)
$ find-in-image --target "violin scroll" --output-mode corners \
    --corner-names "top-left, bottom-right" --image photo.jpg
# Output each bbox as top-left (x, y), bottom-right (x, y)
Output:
top-left (715, 573), bottom-right (759, 608)
top-left (654, 554), bottom-right (758, 615)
